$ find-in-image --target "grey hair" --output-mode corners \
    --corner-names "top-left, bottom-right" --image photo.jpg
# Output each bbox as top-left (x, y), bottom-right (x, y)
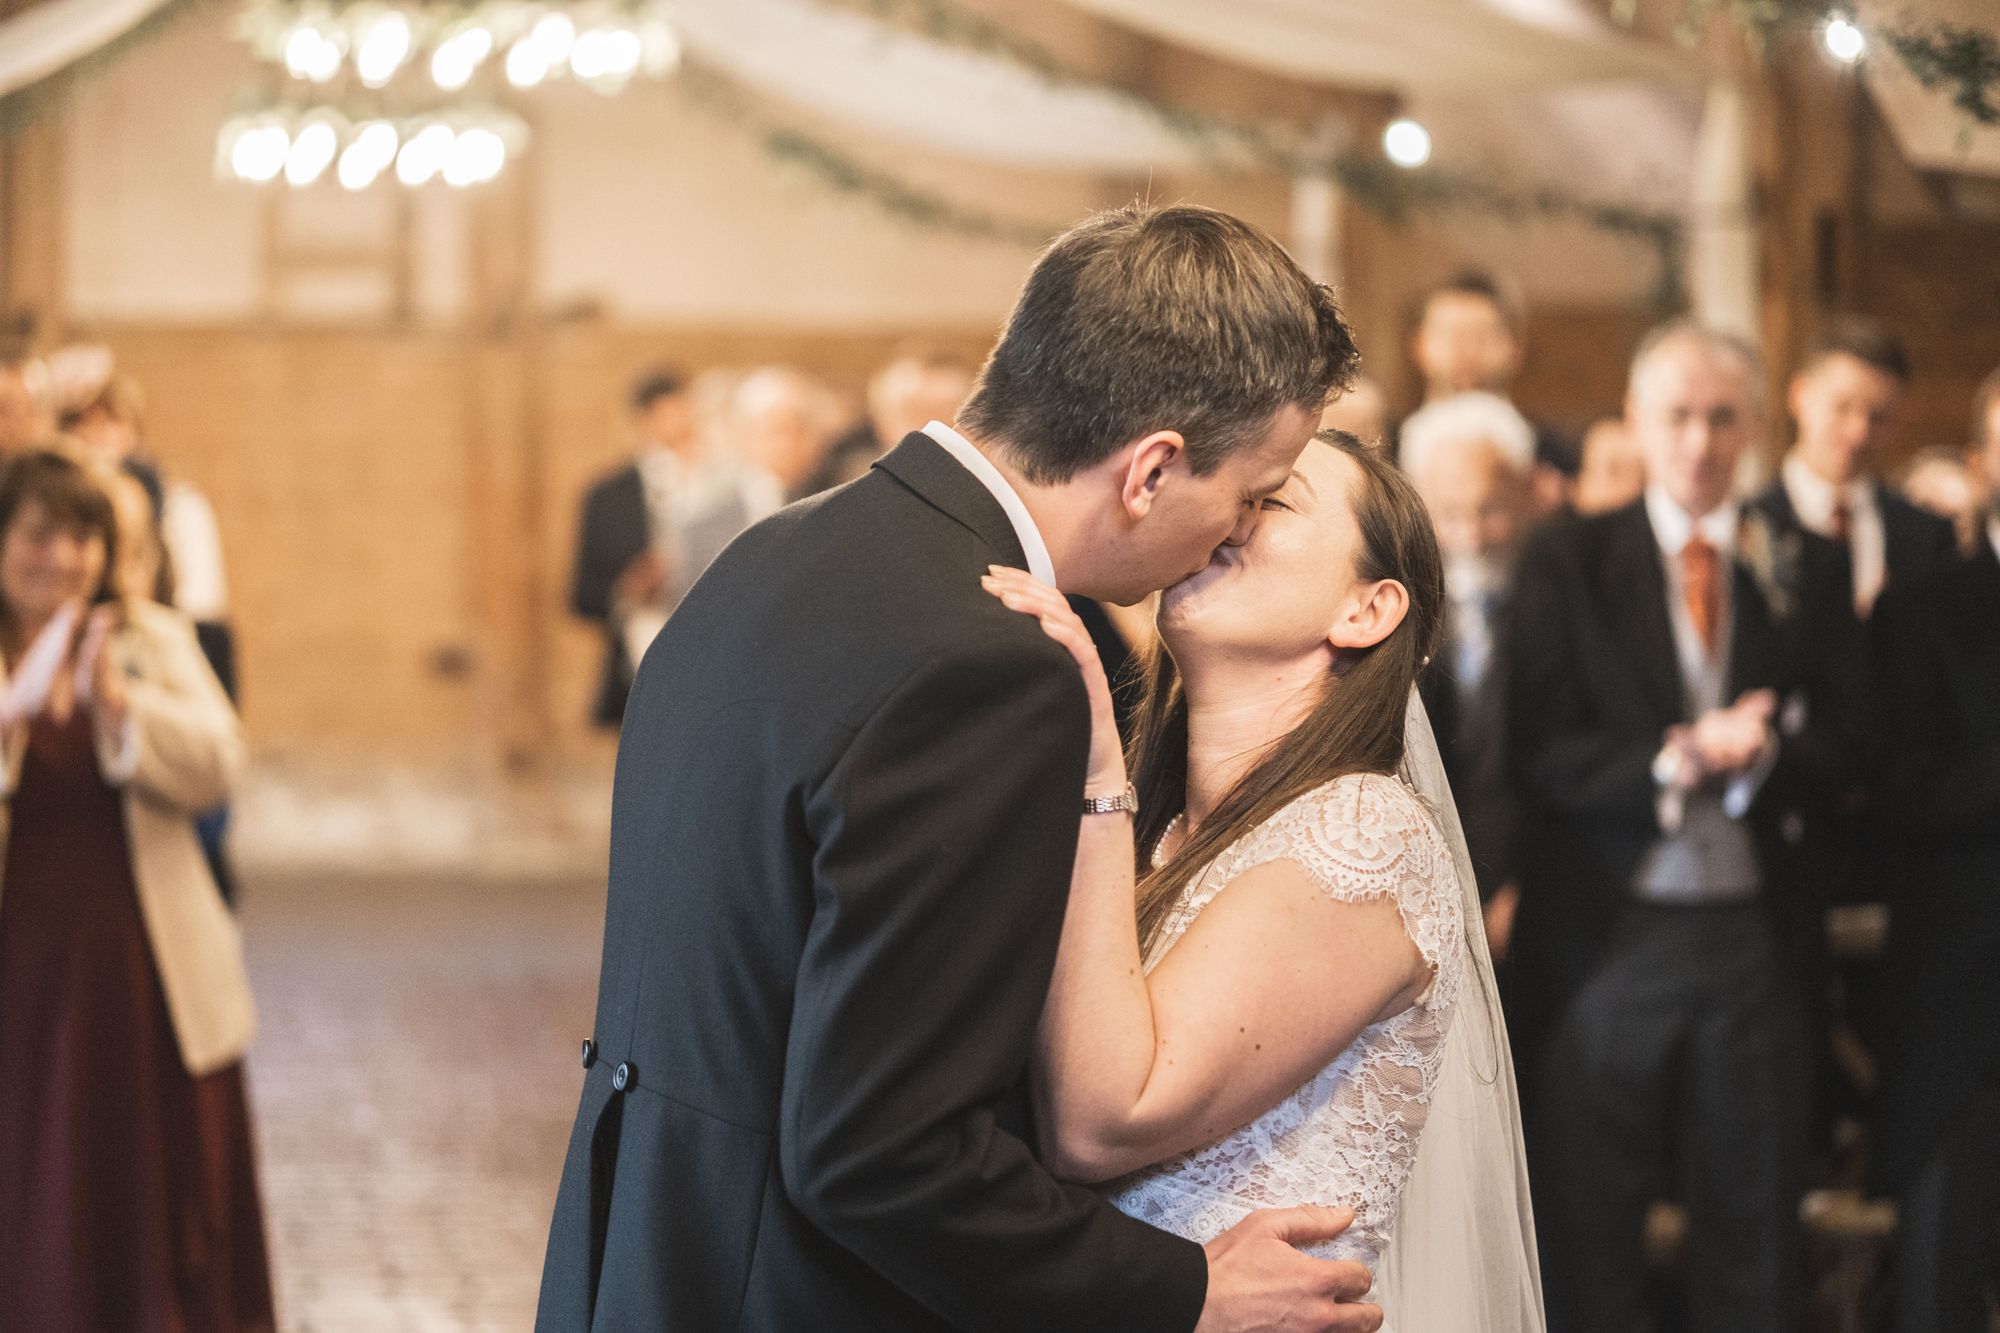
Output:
top-left (1398, 391), bottom-right (1537, 480)
top-left (1627, 318), bottom-right (1765, 416)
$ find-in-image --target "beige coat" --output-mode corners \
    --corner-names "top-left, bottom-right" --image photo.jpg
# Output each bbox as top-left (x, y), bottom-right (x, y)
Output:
top-left (0, 599), bottom-right (254, 1077)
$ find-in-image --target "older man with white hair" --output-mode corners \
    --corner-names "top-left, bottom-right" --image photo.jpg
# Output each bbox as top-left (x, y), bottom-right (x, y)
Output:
top-left (1504, 321), bottom-right (1853, 1333)
top-left (1402, 392), bottom-right (1535, 947)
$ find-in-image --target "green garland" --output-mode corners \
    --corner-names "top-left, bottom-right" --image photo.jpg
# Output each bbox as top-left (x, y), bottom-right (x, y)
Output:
top-left (0, 0), bottom-right (221, 140)
top-left (1887, 22), bottom-right (2000, 124)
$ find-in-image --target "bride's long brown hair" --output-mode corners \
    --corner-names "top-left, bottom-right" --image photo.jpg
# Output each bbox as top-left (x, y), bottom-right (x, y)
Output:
top-left (1127, 429), bottom-right (1446, 951)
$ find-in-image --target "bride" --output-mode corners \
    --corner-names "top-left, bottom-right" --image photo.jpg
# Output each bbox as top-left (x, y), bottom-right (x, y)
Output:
top-left (984, 429), bottom-right (1544, 1332)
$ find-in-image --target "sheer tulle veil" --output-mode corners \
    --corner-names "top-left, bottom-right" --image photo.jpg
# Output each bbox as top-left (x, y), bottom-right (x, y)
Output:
top-left (1383, 690), bottom-right (1546, 1331)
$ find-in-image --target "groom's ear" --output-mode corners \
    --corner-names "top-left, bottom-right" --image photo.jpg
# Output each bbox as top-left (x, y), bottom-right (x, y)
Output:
top-left (1120, 431), bottom-right (1187, 519)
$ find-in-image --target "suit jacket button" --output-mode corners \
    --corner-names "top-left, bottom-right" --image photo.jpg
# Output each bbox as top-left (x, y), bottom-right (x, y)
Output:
top-left (581, 1039), bottom-right (596, 1069)
top-left (612, 1061), bottom-right (634, 1092)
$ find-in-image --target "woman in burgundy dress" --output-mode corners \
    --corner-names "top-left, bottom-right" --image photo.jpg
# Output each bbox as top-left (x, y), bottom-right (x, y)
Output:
top-left (0, 448), bottom-right (275, 1331)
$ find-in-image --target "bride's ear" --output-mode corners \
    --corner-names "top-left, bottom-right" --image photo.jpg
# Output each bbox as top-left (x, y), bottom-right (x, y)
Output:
top-left (1119, 431), bottom-right (1187, 520)
top-left (1329, 578), bottom-right (1409, 651)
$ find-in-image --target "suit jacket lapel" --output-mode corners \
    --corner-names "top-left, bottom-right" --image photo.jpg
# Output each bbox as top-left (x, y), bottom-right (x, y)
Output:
top-left (1605, 502), bottom-right (1686, 723)
top-left (873, 432), bottom-right (1031, 572)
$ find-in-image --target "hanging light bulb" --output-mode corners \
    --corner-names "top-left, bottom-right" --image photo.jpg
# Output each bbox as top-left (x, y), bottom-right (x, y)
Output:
top-left (1383, 118), bottom-right (1431, 169)
top-left (530, 11), bottom-right (576, 66)
top-left (506, 38), bottom-right (551, 88)
top-left (431, 26), bottom-right (494, 91)
top-left (338, 139), bottom-right (383, 190)
top-left (283, 24), bottom-right (343, 83)
top-left (355, 10), bottom-right (413, 87)
top-left (231, 119), bottom-right (292, 182)
top-left (1823, 16), bottom-right (1866, 63)
top-left (284, 118), bottom-right (340, 186)
top-left (396, 122), bottom-right (455, 186)
top-left (353, 119), bottom-right (400, 168)
top-left (444, 127), bottom-right (507, 187)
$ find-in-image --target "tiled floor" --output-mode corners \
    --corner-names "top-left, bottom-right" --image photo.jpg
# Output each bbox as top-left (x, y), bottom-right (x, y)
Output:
top-left (239, 871), bottom-right (605, 1333)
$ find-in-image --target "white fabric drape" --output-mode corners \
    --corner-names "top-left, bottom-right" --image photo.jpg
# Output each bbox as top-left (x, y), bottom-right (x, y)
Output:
top-left (1054, 0), bottom-right (1696, 91)
top-left (666, 0), bottom-right (1230, 173)
top-left (0, 0), bottom-right (172, 100)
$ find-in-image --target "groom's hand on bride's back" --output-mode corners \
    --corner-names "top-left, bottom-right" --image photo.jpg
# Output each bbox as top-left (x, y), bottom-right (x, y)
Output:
top-left (1195, 1205), bottom-right (1383, 1333)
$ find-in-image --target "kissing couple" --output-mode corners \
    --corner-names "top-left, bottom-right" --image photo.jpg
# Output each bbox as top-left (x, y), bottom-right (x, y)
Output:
top-left (537, 203), bottom-right (1544, 1333)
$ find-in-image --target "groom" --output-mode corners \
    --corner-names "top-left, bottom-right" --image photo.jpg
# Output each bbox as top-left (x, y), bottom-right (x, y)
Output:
top-left (536, 203), bottom-right (1377, 1332)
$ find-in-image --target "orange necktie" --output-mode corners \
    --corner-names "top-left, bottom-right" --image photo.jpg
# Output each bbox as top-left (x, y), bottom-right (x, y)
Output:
top-left (1831, 499), bottom-right (1853, 546)
top-left (1682, 535), bottom-right (1721, 655)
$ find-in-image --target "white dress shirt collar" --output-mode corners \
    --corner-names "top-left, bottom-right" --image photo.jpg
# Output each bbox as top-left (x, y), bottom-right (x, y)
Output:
top-left (1781, 451), bottom-right (1876, 530)
top-left (1644, 484), bottom-right (1739, 559)
top-left (922, 421), bottom-right (1058, 587)
top-left (1989, 511), bottom-right (2000, 566)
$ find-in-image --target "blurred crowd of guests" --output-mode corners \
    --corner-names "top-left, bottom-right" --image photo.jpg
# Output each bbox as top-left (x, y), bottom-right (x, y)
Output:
top-left (1382, 281), bottom-right (1996, 1332)
top-left (0, 348), bottom-right (271, 1328)
top-left (566, 276), bottom-right (1998, 1332)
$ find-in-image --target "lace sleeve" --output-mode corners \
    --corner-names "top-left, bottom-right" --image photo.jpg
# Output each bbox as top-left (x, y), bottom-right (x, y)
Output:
top-left (1226, 773), bottom-right (1461, 983)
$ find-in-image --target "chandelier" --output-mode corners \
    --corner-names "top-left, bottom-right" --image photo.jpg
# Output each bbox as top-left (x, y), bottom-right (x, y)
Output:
top-left (217, 1), bottom-right (684, 190)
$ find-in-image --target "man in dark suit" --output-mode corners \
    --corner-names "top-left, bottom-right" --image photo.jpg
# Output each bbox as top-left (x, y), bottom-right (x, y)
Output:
top-left (1868, 396), bottom-right (2000, 1333)
top-left (1505, 322), bottom-right (1850, 1333)
top-left (1751, 317), bottom-right (1956, 622)
top-left (536, 204), bottom-right (1381, 1333)
top-left (569, 369), bottom-right (779, 727)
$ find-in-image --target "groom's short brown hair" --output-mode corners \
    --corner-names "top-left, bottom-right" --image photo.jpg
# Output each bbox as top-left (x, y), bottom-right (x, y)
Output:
top-left (957, 203), bottom-right (1360, 485)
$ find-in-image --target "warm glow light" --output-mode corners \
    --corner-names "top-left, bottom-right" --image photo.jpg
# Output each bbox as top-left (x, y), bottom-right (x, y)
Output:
top-left (231, 122), bottom-right (291, 182)
top-left (601, 28), bottom-right (642, 77)
top-left (506, 39), bottom-right (550, 88)
top-left (396, 122), bottom-right (454, 185)
top-left (431, 28), bottom-right (494, 91)
top-left (283, 26), bottom-right (342, 83)
top-left (639, 20), bottom-right (682, 77)
top-left (569, 28), bottom-right (616, 80)
top-left (337, 140), bottom-right (385, 190)
top-left (1823, 16), bottom-right (1866, 63)
top-left (355, 11), bottom-right (412, 87)
top-left (444, 127), bottom-right (507, 187)
top-left (1383, 118), bottom-right (1431, 169)
top-left (284, 120), bottom-right (339, 186)
top-left (353, 119), bottom-right (400, 167)
top-left (530, 11), bottom-right (576, 64)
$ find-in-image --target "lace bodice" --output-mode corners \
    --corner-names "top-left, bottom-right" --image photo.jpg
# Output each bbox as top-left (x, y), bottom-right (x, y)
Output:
top-left (1104, 772), bottom-right (1466, 1292)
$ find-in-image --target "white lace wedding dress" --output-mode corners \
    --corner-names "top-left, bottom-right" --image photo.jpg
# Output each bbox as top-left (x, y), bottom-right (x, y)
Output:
top-left (1104, 771), bottom-right (1466, 1302)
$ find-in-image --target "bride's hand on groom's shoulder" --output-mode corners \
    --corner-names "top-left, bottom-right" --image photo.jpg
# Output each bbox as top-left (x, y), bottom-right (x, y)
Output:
top-left (1195, 1205), bottom-right (1383, 1333)
top-left (980, 567), bottom-right (1125, 793)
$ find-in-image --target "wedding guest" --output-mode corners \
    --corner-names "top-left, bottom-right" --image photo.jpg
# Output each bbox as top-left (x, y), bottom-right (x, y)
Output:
top-left (1401, 392), bottom-right (1533, 951)
top-left (0, 449), bottom-right (273, 1331)
top-left (1898, 446), bottom-right (1979, 547)
top-left (0, 353), bottom-right (55, 455)
top-left (806, 347), bottom-right (975, 497)
top-left (570, 367), bottom-right (781, 727)
top-left (1868, 405), bottom-right (2000, 1333)
top-left (1751, 317), bottom-right (1955, 621)
top-left (1506, 322), bottom-right (1850, 1333)
top-left (730, 366), bottom-right (839, 502)
top-left (1572, 416), bottom-right (1646, 515)
top-left (1318, 374), bottom-right (1389, 449)
top-left (1405, 270), bottom-right (1575, 511)
top-left (65, 370), bottom-right (243, 901)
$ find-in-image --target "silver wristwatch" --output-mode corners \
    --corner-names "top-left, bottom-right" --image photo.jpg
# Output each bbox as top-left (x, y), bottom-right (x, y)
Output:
top-left (1083, 782), bottom-right (1138, 816)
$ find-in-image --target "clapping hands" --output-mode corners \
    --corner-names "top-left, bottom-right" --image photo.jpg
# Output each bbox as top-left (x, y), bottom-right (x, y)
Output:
top-left (1660, 688), bottom-right (1777, 787)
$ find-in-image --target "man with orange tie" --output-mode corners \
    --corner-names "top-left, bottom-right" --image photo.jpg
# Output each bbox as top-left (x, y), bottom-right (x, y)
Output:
top-left (1503, 323), bottom-right (1853, 1333)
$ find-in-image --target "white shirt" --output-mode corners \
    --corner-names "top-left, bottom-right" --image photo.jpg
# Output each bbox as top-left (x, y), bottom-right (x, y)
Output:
top-left (160, 481), bottom-right (229, 621)
top-left (1989, 512), bottom-right (2000, 566)
top-left (922, 421), bottom-right (1058, 587)
top-left (1782, 451), bottom-right (1886, 615)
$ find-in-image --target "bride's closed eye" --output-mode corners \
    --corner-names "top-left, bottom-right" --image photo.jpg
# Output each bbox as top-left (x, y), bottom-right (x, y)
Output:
top-left (1260, 496), bottom-right (1292, 512)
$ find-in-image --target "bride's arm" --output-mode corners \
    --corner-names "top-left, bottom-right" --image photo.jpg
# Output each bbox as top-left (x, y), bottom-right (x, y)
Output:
top-left (985, 571), bottom-right (1434, 1185)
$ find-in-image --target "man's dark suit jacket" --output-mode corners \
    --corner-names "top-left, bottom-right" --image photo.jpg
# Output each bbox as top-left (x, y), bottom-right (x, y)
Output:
top-left (1867, 538), bottom-right (2000, 1191)
top-left (1500, 500), bottom-right (1852, 1063)
top-left (1419, 606), bottom-right (1518, 904)
top-left (569, 464), bottom-right (649, 727)
top-left (1744, 475), bottom-right (1956, 905)
top-left (536, 434), bottom-right (1207, 1332)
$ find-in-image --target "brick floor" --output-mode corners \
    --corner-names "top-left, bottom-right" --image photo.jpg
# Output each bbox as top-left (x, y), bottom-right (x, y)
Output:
top-left (238, 871), bottom-right (605, 1333)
